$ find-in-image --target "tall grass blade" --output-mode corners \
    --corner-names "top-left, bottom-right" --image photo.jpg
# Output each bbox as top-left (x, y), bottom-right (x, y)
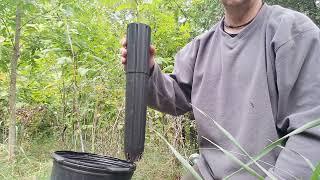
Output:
top-left (226, 118), bottom-right (320, 179)
top-left (200, 147), bottom-right (298, 179)
top-left (191, 103), bottom-right (277, 179)
top-left (154, 130), bottom-right (203, 180)
top-left (311, 162), bottom-right (320, 180)
top-left (202, 136), bottom-right (264, 180)
top-left (276, 144), bottom-right (315, 171)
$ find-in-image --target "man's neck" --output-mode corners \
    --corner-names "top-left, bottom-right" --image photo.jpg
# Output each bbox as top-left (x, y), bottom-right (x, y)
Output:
top-left (223, 0), bottom-right (263, 33)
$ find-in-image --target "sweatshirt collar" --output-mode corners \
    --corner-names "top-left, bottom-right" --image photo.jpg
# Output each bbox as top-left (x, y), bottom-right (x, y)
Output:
top-left (218, 3), bottom-right (269, 41)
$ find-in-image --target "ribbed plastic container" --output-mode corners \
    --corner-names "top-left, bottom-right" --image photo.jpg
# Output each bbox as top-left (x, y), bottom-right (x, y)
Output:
top-left (125, 23), bottom-right (151, 162)
top-left (51, 151), bottom-right (136, 180)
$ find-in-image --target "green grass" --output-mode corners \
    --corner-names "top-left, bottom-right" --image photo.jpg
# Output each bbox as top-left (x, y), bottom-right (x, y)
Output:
top-left (0, 139), bottom-right (54, 179)
top-left (2, 117), bottom-right (319, 180)
top-left (133, 142), bottom-right (184, 180)
top-left (154, 130), bottom-right (202, 180)
top-left (0, 137), bottom-right (185, 180)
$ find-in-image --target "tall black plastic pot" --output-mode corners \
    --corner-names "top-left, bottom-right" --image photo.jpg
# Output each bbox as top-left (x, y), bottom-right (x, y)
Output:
top-left (125, 23), bottom-right (151, 162)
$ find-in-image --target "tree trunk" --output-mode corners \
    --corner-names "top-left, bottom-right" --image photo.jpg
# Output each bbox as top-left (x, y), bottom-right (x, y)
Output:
top-left (8, 3), bottom-right (22, 161)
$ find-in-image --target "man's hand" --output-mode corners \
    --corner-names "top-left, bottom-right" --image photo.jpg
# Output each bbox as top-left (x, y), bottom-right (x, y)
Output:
top-left (120, 37), bottom-right (156, 69)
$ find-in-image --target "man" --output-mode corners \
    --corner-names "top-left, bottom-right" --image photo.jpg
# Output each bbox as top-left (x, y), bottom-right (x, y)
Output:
top-left (121, 0), bottom-right (320, 179)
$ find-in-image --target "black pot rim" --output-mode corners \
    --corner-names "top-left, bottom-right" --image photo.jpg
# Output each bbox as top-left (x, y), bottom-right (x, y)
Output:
top-left (52, 151), bottom-right (136, 174)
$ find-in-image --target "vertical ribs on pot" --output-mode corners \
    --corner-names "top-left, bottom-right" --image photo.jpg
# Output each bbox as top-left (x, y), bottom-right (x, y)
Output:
top-left (124, 23), bottom-right (151, 162)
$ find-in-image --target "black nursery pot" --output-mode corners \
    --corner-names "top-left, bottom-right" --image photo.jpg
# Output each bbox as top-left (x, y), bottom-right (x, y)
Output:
top-left (51, 151), bottom-right (136, 180)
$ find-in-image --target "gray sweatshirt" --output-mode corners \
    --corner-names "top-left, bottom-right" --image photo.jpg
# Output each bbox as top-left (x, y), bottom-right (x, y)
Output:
top-left (147, 4), bottom-right (320, 180)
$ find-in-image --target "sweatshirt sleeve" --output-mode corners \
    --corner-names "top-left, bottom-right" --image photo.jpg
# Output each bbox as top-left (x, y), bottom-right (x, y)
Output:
top-left (147, 39), bottom-right (200, 116)
top-left (269, 28), bottom-right (320, 179)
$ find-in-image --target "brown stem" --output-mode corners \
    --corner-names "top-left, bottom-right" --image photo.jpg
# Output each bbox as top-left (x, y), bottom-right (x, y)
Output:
top-left (91, 97), bottom-right (100, 152)
top-left (8, 3), bottom-right (22, 161)
top-left (66, 21), bottom-right (84, 152)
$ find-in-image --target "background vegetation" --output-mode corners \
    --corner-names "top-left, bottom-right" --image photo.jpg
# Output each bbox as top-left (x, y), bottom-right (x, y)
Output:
top-left (0, 0), bottom-right (319, 179)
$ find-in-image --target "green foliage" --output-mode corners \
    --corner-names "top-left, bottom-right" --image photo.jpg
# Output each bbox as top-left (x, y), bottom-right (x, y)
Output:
top-left (312, 163), bottom-right (320, 180)
top-left (0, 0), bottom-right (203, 178)
top-left (0, 0), bottom-right (200, 145)
top-left (184, 0), bottom-right (223, 35)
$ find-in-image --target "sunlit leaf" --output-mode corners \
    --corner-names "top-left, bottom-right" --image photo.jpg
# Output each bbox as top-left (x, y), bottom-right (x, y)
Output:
top-left (0, 36), bottom-right (5, 43)
top-left (57, 57), bottom-right (72, 65)
top-left (78, 67), bottom-right (89, 76)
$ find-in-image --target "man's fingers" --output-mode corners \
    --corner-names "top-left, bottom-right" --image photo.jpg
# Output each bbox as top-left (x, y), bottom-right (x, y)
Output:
top-left (150, 45), bottom-right (156, 56)
top-left (121, 37), bottom-right (127, 47)
top-left (120, 36), bottom-right (155, 68)
top-left (120, 37), bottom-right (127, 69)
top-left (121, 48), bottom-right (127, 58)
top-left (121, 57), bottom-right (127, 64)
top-left (122, 46), bottom-right (153, 57)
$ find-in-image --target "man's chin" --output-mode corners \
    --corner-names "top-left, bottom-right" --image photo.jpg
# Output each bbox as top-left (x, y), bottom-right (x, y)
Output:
top-left (221, 0), bottom-right (251, 7)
